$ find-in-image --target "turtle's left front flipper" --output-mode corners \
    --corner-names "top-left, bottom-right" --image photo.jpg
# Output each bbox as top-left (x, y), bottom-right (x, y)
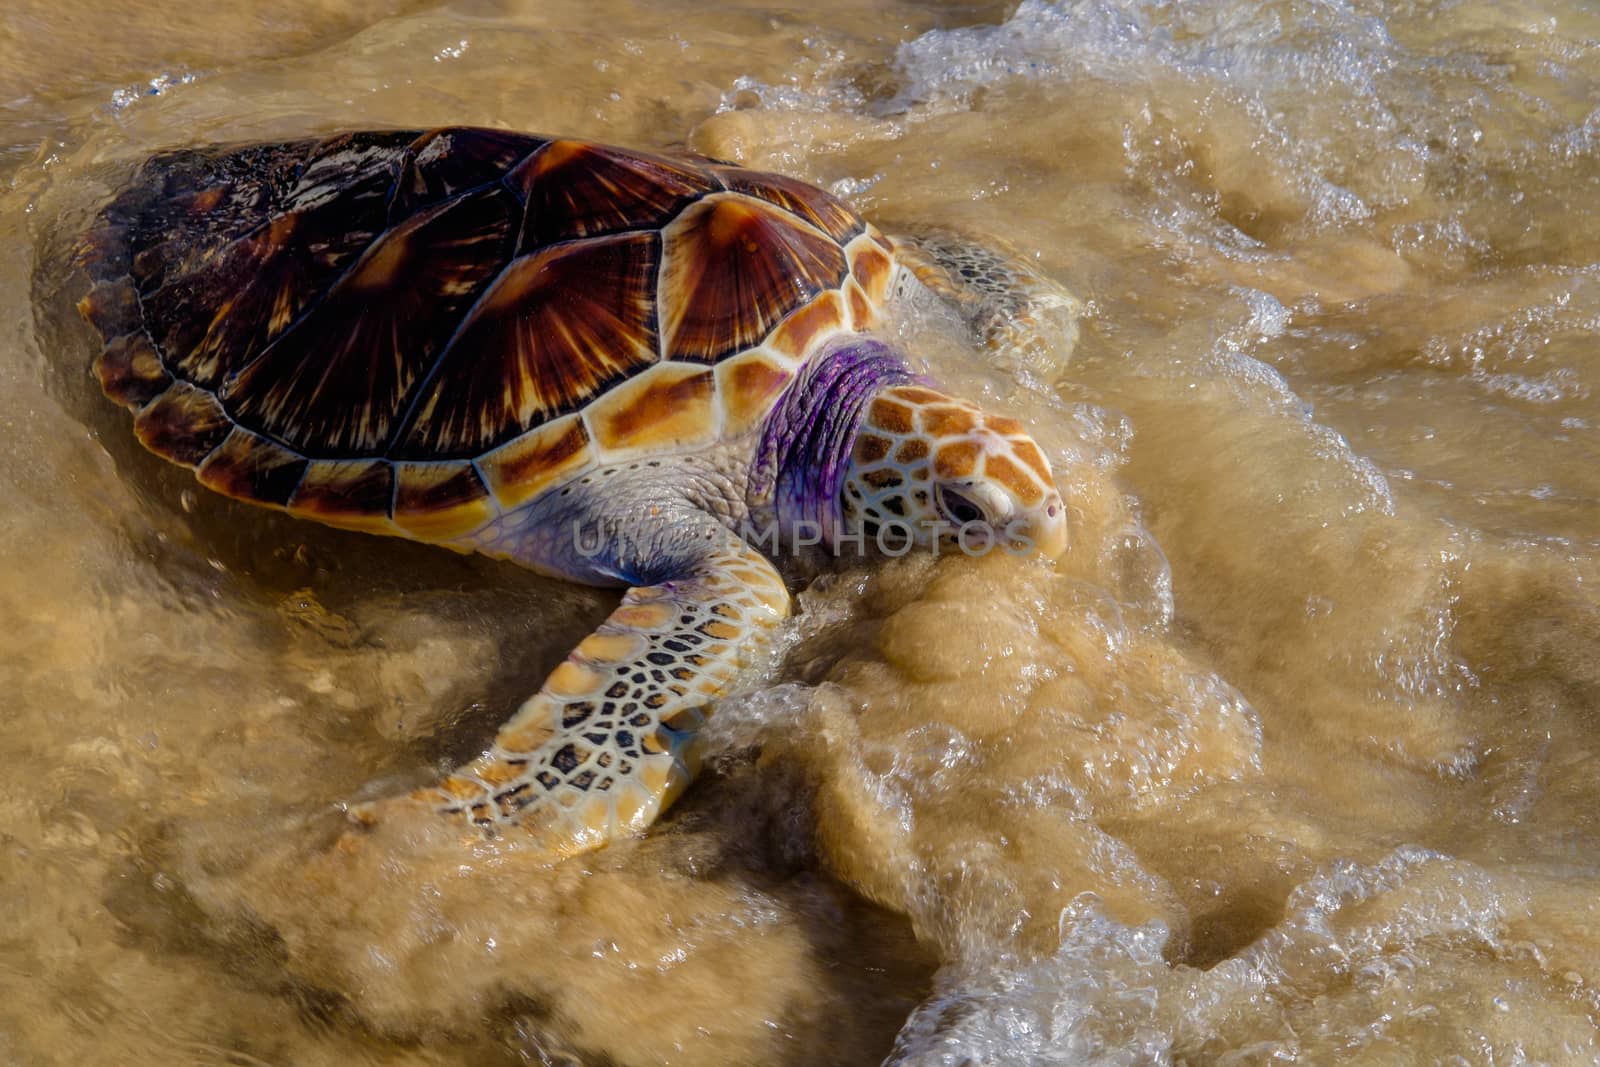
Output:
top-left (354, 537), bottom-right (790, 859)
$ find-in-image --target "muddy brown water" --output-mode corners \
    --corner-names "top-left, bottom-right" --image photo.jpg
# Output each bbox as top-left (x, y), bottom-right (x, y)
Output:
top-left (5, 0), bottom-right (1600, 1063)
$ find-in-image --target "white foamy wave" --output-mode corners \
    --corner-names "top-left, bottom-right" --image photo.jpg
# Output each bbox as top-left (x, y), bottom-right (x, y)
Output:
top-left (887, 0), bottom-right (1429, 231)
top-left (888, 897), bottom-right (1174, 1066)
top-left (889, 847), bottom-right (1542, 1066)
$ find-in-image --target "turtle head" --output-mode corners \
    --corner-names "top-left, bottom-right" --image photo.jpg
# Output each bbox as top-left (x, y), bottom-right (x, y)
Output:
top-left (841, 384), bottom-right (1067, 559)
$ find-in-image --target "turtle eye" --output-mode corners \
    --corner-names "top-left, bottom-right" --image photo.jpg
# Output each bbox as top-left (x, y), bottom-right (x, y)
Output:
top-left (938, 486), bottom-right (986, 526)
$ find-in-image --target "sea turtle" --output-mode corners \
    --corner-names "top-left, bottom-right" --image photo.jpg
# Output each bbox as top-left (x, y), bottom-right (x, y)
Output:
top-left (75, 127), bottom-right (1069, 859)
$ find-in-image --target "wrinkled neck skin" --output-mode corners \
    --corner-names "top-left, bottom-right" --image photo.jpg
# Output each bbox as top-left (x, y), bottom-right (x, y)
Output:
top-left (748, 338), bottom-right (922, 554)
top-left (471, 338), bottom-right (923, 586)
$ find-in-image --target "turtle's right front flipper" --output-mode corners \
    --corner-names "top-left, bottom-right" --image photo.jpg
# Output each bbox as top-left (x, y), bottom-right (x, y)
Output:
top-left (354, 537), bottom-right (790, 859)
top-left (893, 228), bottom-right (1081, 358)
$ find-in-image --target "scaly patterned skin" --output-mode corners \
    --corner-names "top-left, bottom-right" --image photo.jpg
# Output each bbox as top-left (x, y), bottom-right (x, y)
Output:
top-left (361, 533), bottom-right (787, 854)
top-left (842, 384), bottom-right (1067, 558)
top-left (359, 340), bottom-right (1067, 858)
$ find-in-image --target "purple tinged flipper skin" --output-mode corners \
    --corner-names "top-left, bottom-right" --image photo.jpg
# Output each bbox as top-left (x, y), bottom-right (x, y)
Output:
top-left (749, 338), bottom-right (922, 549)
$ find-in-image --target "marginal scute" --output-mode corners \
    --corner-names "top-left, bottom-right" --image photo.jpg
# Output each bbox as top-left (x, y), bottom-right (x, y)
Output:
top-left (587, 362), bottom-right (718, 457)
top-left (895, 439), bottom-right (929, 463)
top-left (226, 185), bottom-right (518, 455)
top-left (844, 278), bottom-right (876, 331)
top-left (197, 428), bottom-right (308, 506)
top-left (95, 333), bottom-right (171, 409)
top-left (393, 461), bottom-right (496, 541)
top-left (848, 236), bottom-right (895, 305)
top-left (478, 414), bottom-right (595, 510)
top-left (715, 349), bottom-right (795, 439)
top-left (510, 139), bottom-right (717, 246)
top-left (77, 279), bottom-right (141, 338)
top-left (289, 459), bottom-right (396, 533)
top-left (397, 231), bottom-right (659, 458)
top-left (659, 193), bottom-right (847, 363)
top-left (134, 383), bottom-right (232, 466)
top-left (711, 165), bottom-right (864, 243)
top-left (765, 289), bottom-right (849, 361)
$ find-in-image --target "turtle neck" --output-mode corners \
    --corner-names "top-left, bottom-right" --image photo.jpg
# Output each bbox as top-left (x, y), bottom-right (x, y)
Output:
top-left (748, 338), bottom-right (922, 552)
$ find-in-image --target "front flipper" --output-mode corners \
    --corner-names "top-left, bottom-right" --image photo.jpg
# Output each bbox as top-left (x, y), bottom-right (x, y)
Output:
top-left (355, 538), bottom-right (789, 859)
top-left (894, 228), bottom-right (1081, 358)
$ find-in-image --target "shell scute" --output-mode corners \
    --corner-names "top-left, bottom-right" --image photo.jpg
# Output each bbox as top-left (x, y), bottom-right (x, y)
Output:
top-left (394, 127), bottom-right (548, 215)
top-left (396, 230), bottom-right (660, 459)
top-left (224, 184), bottom-right (518, 456)
top-left (95, 332), bottom-right (173, 409)
top-left (134, 382), bottom-right (232, 466)
top-left (83, 140), bottom-right (310, 294)
top-left (716, 349), bottom-right (796, 439)
top-left (510, 139), bottom-right (717, 247)
top-left (587, 362), bottom-right (718, 457)
top-left (659, 193), bottom-right (847, 364)
top-left (710, 166), bottom-right (864, 244)
top-left (143, 195), bottom-right (389, 391)
top-left (766, 289), bottom-right (849, 361)
top-left (196, 427), bottom-right (308, 506)
top-left (845, 278), bottom-right (876, 331)
top-left (847, 234), bottom-right (895, 306)
top-left (128, 181), bottom-right (280, 294)
top-left (478, 415), bottom-right (595, 510)
top-left (77, 279), bottom-right (142, 338)
top-left (285, 129), bottom-right (416, 214)
top-left (393, 461), bottom-right (497, 540)
top-left (290, 458), bottom-right (396, 533)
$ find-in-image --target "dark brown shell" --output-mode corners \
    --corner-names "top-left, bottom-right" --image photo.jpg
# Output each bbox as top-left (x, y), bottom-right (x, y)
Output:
top-left (77, 127), bottom-right (894, 539)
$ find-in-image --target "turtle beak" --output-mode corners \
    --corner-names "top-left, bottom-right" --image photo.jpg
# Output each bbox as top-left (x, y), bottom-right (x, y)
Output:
top-left (1019, 490), bottom-right (1068, 560)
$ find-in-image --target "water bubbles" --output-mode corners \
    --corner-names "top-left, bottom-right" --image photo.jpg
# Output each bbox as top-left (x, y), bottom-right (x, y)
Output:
top-left (108, 70), bottom-right (198, 114)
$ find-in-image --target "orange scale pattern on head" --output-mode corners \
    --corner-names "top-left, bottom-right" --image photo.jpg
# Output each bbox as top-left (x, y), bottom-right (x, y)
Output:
top-left (933, 440), bottom-right (981, 480)
top-left (920, 404), bottom-right (979, 437)
top-left (982, 452), bottom-right (1045, 506)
